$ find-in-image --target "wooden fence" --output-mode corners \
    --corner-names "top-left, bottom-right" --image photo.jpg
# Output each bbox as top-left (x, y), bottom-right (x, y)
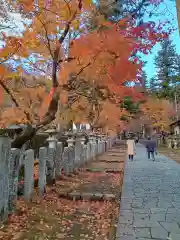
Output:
top-left (0, 134), bottom-right (115, 221)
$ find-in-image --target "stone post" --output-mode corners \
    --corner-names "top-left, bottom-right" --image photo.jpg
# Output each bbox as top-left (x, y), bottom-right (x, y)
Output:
top-left (19, 143), bottom-right (26, 167)
top-left (38, 147), bottom-right (47, 196)
top-left (168, 138), bottom-right (171, 148)
top-left (75, 135), bottom-right (82, 168)
top-left (86, 142), bottom-right (91, 162)
top-left (24, 149), bottom-right (34, 201)
top-left (96, 135), bottom-right (101, 154)
top-left (89, 135), bottom-right (94, 159)
top-left (46, 147), bottom-right (56, 185)
top-left (55, 142), bottom-right (63, 178)
top-left (102, 135), bottom-right (106, 153)
top-left (8, 148), bottom-right (20, 213)
top-left (174, 137), bottom-right (178, 149)
top-left (92, 135), bottom-right (97, 159)
top-left (71, 145), bottom-right (75, 172)
top-left (62, 147), bottom-right (69, 175)
top-left (0, 136), bottom-right (11, 220)
top-left (80, 136), bottom-right (86, 166)
top-left (66, 137), bottom-right (75, 173)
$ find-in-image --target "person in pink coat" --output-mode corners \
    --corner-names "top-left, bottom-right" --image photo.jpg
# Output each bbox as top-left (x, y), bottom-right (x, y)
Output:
top-left (127, 137), bottom-right (136, 161)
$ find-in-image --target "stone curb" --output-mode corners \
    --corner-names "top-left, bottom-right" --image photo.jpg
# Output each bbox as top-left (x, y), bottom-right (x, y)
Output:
top-left (85, 168), bottom-right (124, 173)
top-left (58, 191), bottom-right (117, 201)
top-left (97, 160), bottom-right (124, 163)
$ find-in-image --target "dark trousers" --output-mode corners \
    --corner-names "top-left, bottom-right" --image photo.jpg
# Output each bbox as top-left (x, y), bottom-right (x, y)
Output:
top-left (147, 151), bottom-right (155, 161)
top-left (129, 155), bottom-right (134, 160)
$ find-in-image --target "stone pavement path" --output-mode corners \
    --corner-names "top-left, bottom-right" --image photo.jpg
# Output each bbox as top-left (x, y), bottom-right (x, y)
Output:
top-left (116, 143), bottom-right (180, 240)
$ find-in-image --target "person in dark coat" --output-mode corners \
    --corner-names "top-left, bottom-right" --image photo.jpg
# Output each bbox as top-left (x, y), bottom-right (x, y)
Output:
top-left (146, 136), bottom-right (157, 161)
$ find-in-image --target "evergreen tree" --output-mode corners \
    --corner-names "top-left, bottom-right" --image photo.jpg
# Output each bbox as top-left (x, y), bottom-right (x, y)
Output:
top-left (141, 70), bottom-right (148, 90)
top-left (154, 39), bottom-right (178, 98)
top-left (149, 77), bottom-right (158, 94)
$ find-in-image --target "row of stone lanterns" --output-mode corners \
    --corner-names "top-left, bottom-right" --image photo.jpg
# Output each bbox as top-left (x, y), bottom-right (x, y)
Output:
top-left (46, 129), bottom-right (110, 150)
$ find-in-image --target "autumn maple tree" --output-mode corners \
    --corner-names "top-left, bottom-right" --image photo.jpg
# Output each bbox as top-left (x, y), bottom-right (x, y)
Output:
top-left (141, 97), bottom-right (174, 132)
top-left (0, 0), bottom-right (171, 148)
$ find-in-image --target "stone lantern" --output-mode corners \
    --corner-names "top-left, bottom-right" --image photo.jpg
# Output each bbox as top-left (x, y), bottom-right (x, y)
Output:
top-left (45, 129), bottom-right (58, 149)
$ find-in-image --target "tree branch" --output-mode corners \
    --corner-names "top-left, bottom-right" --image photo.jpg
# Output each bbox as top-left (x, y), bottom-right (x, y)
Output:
top-left (9, 0), bottom-right (84, 148)
top-left (37, 16), bottom-right (54, 59)
top-left (0, 78), bottom-right (32, 123)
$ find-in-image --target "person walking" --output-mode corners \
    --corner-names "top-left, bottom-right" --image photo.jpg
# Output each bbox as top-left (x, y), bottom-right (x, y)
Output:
top-left (127, 137), bottom-right (136, 161)
top-left (146, 136), bottom-right (157, 161)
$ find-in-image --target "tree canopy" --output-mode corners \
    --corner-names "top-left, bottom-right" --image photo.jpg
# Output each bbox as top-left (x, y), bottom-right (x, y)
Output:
top-left (0, 0), bottom-right (172, 146)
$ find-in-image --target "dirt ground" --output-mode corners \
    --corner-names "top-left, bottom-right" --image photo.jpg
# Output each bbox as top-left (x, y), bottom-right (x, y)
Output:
top-left (158, 147), bottom-right (180, 163)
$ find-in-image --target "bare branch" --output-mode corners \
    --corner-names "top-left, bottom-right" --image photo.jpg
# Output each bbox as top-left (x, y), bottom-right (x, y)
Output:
top-left (0, 78), bottom-right (33, 122)
top-left (37, 16), bottom-right (54, 59)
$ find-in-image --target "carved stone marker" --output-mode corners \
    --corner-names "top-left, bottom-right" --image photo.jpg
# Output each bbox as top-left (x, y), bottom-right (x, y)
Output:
top-left (38, 147), bottom-right (47, 196)
top-left (62, 147), bottom-right (69, 175)
top-left (46, 147), bottom-right (56, 185)
top-left (0, 137), bottom-right (11, 221)
top-left (8, 148), bottom-right (20, 213)
top-left (24, 149), bottom-right (34, 201)
top-left (75, 138), bottom-right (81, 168)
top-left (55, 142), bottom-right (63, 178)
top-left (68, 146), bottom-right (75, 173)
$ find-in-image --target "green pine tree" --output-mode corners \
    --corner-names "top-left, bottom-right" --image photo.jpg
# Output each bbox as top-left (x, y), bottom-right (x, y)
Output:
top-left (149, 77), bottom-right (159, 95)
top-left (154, 39), bottom-right (178, 98)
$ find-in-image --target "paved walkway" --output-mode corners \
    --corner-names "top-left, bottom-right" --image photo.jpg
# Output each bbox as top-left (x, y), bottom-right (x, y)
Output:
top-left (116, 143), bottom-right (180, 240)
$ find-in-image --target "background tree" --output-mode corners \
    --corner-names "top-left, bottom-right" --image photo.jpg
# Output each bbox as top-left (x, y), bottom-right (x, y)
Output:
top-left (0, 0), bottom-right (170, 148)
top-left (141, 97), bottom-right (174, 132)
top-left (154, 39), bottom-right (179, 99)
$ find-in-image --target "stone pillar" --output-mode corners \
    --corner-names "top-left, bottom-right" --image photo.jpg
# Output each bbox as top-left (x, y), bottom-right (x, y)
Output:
top-left (67, 137), bottom-right (75, 173)
top-left (168, 138), bottom-right (171, 148)
top-left (92, 135), bottom-right (97, 159)
top-left (19, 143), bottom-right (26, 167)
top-left (8, 148), bottom-right (20, 213)
top-left (80, 136), bottom-right (86, 166)
top-left (46, 147), bottom-right (56, 185)
top-left (62, 147), bottom-right (69, 175)
top-left (71, 145), bottom-right (75, 172)
top-left (75, 136), bottom-right (82, 168)
top-left (96, 135), bottom-right (101, 154)
top-left (86, 142), bottom-right (91, 162)
top-left (102, 136), bottom-right (106, 153)
top-left (174, 138), bottom-right (178, 149)
top-left (38, 147), bottom-right (47, 196)
top-left (89, 135), bottom-right (94, 159)
top-left (105, 138), bottom-right (108, 151)
top-left (24, 149), bottom-right (34, 201)
top-left (0, 137), bottom-right (11, 220)
top-left (55, 142), bottom-right (63, 178)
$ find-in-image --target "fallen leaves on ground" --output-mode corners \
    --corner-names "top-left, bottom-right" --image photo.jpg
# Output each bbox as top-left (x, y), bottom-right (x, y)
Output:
top-left (0, 193), bottom-right (119, 240)
top-left (0, 148), bottom-right (125, 240)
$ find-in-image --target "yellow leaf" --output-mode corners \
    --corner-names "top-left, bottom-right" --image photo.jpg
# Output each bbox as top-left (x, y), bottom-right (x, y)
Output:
top-left (72, 20), bottom-right (80, 31)
top-left (83, 0), bottom-right (93, 7)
